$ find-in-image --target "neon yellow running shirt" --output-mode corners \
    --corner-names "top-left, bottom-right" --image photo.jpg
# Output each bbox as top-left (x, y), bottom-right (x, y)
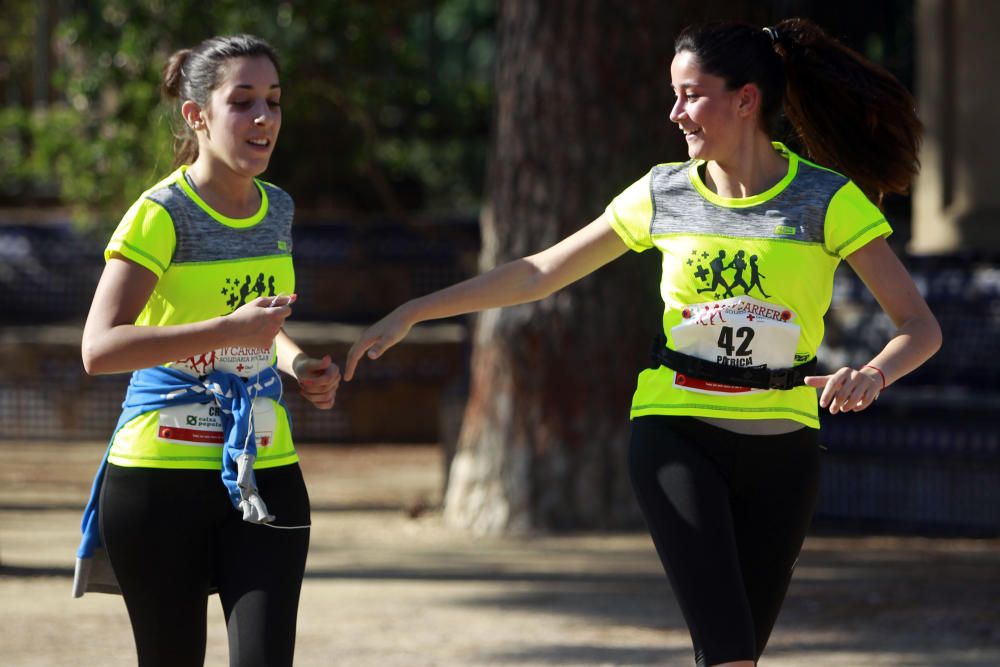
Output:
top-left (606, 143), bottom-right (891, 429)
top-left (104, 166), bottom-right (299, 469)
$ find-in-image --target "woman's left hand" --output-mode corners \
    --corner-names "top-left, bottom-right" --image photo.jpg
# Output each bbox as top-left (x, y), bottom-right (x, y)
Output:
top-left (291, 353), bottom-right (341, 410)
top-left (804, 366), bottom-right (883, 414)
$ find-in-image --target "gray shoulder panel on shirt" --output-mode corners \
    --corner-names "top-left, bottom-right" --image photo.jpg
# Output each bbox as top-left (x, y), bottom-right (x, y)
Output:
top-left (145, 182), bottom-right (294, 264)
top-left (649, 159), bottom-right (848, 245)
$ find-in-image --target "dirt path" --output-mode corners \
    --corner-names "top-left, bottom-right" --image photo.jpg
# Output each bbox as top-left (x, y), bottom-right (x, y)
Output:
top-left (1, 441), bottom-right (998, 666)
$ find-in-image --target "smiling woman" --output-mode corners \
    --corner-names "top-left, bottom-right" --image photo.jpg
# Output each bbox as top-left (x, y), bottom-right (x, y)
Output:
top-left (340, 17), bottom-right (941, 667)
top-left (73, 34), bottom-right (340, 667)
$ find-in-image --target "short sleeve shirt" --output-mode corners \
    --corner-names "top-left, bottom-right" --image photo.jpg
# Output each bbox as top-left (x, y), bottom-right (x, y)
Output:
top-left (606, 143), bottom-right (891, 429)
top-left (105, 166), bottom-right (299, 469)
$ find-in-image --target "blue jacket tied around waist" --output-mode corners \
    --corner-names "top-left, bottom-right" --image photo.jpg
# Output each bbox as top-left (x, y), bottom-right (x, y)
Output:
top-left (72, 365), bottom-right (286, 597)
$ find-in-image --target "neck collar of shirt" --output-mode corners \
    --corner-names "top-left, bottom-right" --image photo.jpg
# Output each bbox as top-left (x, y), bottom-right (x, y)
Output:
top-left (688, 142), bottom-right (798, 209)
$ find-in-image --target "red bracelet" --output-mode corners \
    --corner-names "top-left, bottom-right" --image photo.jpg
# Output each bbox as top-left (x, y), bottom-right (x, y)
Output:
top-left (861, 364), bottom-right (886, 390)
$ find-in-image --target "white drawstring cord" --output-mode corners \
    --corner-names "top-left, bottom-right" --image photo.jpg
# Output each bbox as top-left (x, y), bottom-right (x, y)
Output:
top-left (260, 522), bottom-right (311, 530)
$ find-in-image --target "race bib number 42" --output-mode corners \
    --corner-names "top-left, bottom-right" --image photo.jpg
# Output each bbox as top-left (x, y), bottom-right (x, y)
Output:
top-left (669, 296), bottom-right (801, 395)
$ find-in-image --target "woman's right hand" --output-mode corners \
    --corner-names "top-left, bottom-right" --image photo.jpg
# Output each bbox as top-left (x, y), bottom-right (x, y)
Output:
top-left (344, 306), bottom-right (414, 381)
top-left (225, 294), bottom-right (296, 349)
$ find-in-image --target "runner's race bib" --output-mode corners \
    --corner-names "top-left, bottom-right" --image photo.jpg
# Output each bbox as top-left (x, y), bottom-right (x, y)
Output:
top-left (157, 397), bottom-right (277, 447)
top-left (670, 296), bottom-right (800, 395)
top-left (158, 342), bottom-right (278, 446)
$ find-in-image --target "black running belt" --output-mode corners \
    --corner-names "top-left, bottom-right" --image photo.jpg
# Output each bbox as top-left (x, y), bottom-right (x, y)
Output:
top-left (649, 334), bottom-right (817, 390)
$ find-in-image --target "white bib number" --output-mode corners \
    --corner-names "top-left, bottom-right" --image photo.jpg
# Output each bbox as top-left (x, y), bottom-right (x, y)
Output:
top-left (669, 296), bottom-right (800, 395)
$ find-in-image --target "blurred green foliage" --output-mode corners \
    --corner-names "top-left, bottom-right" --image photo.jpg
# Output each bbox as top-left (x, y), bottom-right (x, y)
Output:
top-left (1, 0), bottom-right (496, 230)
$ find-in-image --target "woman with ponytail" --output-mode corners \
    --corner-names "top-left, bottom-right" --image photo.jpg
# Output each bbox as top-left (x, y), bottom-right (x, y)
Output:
top-left (75, 35), bottom-right (340, 666)
top-left (344, 18), bottom-right (939, 666)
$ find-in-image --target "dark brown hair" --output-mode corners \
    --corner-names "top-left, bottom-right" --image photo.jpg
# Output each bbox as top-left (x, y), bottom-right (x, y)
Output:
top-left (675, 19), bottom-right (921, 206)
top-left (162, 34), bottom-right (280, 167)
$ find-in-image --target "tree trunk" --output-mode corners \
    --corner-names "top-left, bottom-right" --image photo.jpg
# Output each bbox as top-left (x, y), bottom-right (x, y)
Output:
top-left (444, 0), bottom-right (709, 533)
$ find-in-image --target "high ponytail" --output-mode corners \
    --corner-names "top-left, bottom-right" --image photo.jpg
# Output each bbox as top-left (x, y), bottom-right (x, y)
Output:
top-left (160, 35), bottom-right (280, 168)
top-left (675, 20), bottom-right (922, 207)
top-left (771, 18), bottom-right (921, 206)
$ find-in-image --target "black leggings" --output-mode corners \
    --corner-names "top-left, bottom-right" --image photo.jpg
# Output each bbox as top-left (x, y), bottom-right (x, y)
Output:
top-left (628, 416), bottom-right (820, 667)
top-left (100, 463), bottom-right (311, 667)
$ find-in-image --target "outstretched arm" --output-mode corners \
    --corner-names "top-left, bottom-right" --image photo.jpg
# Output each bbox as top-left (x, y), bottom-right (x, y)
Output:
top-left (81, 256), bottom-right (294, 375)
top-left (804, 237), bottom-right (942, 413)
top-left (344, 214), bottom-right (630, 380)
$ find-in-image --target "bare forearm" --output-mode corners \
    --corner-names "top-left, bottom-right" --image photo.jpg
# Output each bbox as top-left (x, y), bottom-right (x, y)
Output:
top-left (844, 238), bottom-right (943, 390)
top-left (397, 217), bottom-right (629, 327)
top-left (81, 318), bottom-right (233, 375)
top-left (865, 313), bottom-right (942, 387)
top-left (343, 217), bottom-right (629, 381)
top-left (399, 258), bottom-right (548, 326)
top-left (274, 329), bottom-right (305, 377)
top-left (82, 256), bottom-right (293, 375)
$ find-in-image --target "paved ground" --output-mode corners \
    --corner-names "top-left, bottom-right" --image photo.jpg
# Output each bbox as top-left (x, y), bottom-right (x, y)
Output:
top-left (1, 441), bottom-right (998, 666)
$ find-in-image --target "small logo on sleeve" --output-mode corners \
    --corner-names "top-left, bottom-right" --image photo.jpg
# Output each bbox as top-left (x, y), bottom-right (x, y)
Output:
top-left (277, 240), bottom-right (288, 251)
top-left (774, 225), bottom-right (797, 236)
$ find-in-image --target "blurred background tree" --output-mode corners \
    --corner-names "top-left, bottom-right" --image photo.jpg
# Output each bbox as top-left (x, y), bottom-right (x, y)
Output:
top-left (0, 0), bottom-right (496, 228)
